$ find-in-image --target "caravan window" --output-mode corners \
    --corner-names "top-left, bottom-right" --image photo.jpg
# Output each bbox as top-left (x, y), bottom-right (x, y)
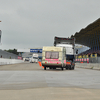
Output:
top-left (45, 51), bottom-right (59, 59)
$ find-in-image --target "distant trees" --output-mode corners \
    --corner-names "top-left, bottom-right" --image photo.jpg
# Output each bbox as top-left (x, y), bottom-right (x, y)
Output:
top-left (5, 49), bottom-right (19, 55)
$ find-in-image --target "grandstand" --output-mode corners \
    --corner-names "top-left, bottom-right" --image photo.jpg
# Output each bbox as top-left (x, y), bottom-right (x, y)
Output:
top-left (0, 49), bottom-right (19, 59)
top-left (73, 18), bottom-right (100, 63)
top-left (73, 18), bottom-right (100, 52)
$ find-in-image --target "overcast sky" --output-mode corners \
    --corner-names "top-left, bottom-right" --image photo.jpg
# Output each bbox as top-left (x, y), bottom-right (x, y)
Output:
top-left (0, 0), bottom-right (100, 50)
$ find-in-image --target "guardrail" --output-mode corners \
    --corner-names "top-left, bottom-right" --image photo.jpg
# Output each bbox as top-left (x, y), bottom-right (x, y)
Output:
top-left (0, 58), bottom-right (24, 65)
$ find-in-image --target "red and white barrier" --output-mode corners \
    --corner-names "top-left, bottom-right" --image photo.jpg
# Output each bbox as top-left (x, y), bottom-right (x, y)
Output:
top-left (75, 58), bottom-right (89, 63)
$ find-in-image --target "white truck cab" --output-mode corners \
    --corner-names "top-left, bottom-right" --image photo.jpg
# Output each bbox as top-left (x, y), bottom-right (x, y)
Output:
top-left (56, 44), bottom-right (74, 55)
top-left (54, 36), bottom-right (75, 70)
top-left (29, 54), bottom-right (38, 63)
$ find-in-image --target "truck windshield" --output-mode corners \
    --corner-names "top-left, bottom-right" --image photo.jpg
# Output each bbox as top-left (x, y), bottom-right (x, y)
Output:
top-left (45, 51), bottom-right (59, 59)
top-left (33, 57), bottom-right (38, 59)
top-left (66, 55), bottom-right (74, 61)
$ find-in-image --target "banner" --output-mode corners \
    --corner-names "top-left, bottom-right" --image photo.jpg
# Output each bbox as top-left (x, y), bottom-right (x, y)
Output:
top-left (30, 49), bottom-right (42, 53)
top-left (18, 56), bottom-right (22, 60)
top-left (90, 54), bottom-right (97, 58)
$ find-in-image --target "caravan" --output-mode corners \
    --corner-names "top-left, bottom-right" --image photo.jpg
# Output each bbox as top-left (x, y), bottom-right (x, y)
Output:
top-left (42, 46), bottom-right (66, 70)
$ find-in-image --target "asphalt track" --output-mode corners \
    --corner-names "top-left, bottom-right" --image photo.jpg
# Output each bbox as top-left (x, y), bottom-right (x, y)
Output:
top-left (0, 62), bottom-right (100, 100)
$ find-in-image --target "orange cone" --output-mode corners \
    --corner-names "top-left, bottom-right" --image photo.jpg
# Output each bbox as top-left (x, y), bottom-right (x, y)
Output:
top-left (42, 66), bottom-right (44, 68)
top-left (38, 61), bottom-right (44, 68)
top-left (38, 61), bottom-right (42, 67)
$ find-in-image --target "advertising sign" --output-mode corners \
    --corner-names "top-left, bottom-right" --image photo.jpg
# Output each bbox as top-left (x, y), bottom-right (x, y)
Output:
top-left (30, 49), bottom-right (42, 53)
top-left (18, 56), bottom-right (22, 60)
top-left (90, 54), bottom-right (97, 58)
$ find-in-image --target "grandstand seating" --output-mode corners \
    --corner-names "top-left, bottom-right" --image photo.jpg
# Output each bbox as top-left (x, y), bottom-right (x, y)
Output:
top-left (73, 18), bottom-right (100, 57)
top-left (0, 49), bottom-right (18, 59)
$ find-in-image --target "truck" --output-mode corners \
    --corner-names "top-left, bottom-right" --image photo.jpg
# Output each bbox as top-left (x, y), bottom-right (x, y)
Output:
top-left (42, 46), bottom-right (66, 70)
top-left (54, 36), bottom-right (75, 70)
top-left (29, 54), bottom-right (38, 63)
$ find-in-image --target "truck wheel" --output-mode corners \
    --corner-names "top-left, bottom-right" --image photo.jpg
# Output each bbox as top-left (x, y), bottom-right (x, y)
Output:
top-left (69, 66), bottom-right (72, 70)
top-left (44, 67), bottom-right (46, 70)
top-left (72, 66), bottom-right (75, 70)
top-left (61, 67), bottom-right (63, 70)
top-left (66, 66), bottom-right (68, 70)
top-left (68, 66), bottom-right (70, 70)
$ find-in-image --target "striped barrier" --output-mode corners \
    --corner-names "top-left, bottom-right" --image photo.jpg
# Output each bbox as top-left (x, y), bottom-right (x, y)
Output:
top-left (75, 58), bottom-right (89, 63)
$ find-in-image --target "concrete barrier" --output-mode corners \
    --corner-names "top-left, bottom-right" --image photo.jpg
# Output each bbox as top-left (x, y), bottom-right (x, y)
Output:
top-left (0, 58), bottom-right (24, 65)
top-left (75, 63), bottom-right (100, 70)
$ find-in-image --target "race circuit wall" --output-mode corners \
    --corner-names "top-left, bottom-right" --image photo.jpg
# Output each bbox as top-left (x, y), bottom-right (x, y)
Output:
top-left (0, 58), bottom-right (24, 65)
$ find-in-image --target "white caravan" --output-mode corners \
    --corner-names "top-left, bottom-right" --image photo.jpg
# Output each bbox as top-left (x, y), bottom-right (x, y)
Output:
top-left (42, 46), bottom-right (66, 70)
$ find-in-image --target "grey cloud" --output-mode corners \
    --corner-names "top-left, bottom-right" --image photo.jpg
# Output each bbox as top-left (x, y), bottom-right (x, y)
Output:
top-left (0, 0), bottom-right (100, 49)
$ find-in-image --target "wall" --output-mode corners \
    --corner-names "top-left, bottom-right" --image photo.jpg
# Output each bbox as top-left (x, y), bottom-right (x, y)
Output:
top-left (0, 58), bottom-right (24, 65)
